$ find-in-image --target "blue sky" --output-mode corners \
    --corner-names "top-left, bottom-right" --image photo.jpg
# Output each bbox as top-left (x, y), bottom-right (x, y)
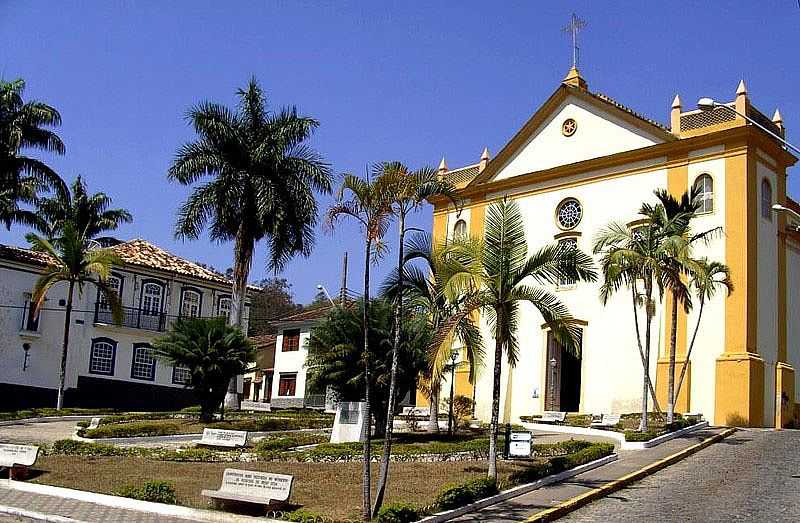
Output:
top-left (2, 1), bottom-right (798, 303)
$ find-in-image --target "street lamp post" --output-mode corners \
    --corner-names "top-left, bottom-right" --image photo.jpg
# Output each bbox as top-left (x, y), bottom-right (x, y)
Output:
top-left (772, 204), bottom-right (800, 232)
top-left (316, 284), bottom-right (336, 306)
top-left (696, 98), bottom-right (800, 156)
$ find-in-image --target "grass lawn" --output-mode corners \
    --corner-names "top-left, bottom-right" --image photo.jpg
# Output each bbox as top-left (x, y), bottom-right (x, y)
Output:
top-left (31, 455), bottom-right (528, 521)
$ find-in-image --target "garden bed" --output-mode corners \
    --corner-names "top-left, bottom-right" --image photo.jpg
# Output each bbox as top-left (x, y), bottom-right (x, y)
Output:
top-left (519, 412), bottom-right (702, 441)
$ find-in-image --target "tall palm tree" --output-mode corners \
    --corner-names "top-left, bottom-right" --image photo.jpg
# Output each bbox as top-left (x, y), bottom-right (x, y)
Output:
top-left (168, 77), bottom-right (331, 408)
top-left (446, 198), bottom-right (596, 480)
top-left (674, 259), bottom-right (733, 403)
top-left (31, 175), bottom-right (132, 243)
top-left (371, 162), bottom-right (458, 515)
top-left (153, 317), bottom-right (255, 422)
top-left (0, 78), bottom-right (65, 230)
top-left (28, 223), bottom-right (122, 409)
top-left (327, 171), bottom-right (393, 521)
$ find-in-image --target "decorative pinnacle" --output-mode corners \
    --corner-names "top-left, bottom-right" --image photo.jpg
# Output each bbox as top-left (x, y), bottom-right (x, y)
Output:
top-left (672, 94), bottom-right (681, 109)
top-left (438, 157), bottom-right (448, 172)
top-left (736, 79), bottom-right (747, 96)
top-left (480, 147), bottom-right (490, 161)
top-left (773, 108), bottom-right (783, 124)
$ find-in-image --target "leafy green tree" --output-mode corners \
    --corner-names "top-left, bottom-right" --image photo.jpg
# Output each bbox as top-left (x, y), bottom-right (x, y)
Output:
top-left (326, 171), bottom-right (393, 520)
top-left (248, 277), bottom-right (302, 335)
top-left (372, 161), bottom-right (458, 514)
top-left (168, 77), bottom-right (331, 408)
top-left (305, 299), bottom-right (429, 437)
top-left (28, 224), bottom-right (122, 409)
top-left (0, 78), bottom-right (65, 230)
top-left (153, 317), bottom-right (255, 422)
top-left (31, 175), bottom-right (132, 243)
top-left (446, 198), bottom-right (596, 480)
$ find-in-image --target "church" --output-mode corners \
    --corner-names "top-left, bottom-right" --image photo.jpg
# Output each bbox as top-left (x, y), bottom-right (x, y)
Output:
top-left (422, 65), bottom-right (798, 428)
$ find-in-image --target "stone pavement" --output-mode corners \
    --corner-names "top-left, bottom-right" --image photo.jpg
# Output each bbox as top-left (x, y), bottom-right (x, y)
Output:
top-left (449, 426), bottom-right (728, 522)
top-left (0, 486), bottom-right (192, 523)
top-left (560, 428), bottom-right (800, 522)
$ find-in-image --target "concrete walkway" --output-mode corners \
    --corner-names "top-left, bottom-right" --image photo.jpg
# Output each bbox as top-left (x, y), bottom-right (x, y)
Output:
top-left (449, 426), bottom-right (729, 522)
top-left (0, 421), bottom-right (78, 445)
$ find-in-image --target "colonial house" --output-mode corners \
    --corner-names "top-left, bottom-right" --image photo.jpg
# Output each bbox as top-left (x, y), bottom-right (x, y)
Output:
top-left (0, 239), bottom-right (251, 411)
top-left (421, 67), bottom-right (799, 428)
top-left (242, 334), bottom-right (276, 404)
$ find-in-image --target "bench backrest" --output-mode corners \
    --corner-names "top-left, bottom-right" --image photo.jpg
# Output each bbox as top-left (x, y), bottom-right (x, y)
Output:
top-left (541, 411), bottom-right (567, 422)
top-left (199, 428), bottom-right (248, 447)
top-left (0, 444), bottom-right (39, 467)
top-left (219, 468), bottom-right (293, 501)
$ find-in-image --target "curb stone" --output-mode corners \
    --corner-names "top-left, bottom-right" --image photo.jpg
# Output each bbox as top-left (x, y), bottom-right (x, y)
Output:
top-left (0, 504), bottom-right (86, 523)
top-left (522, 427), bottom-right (737, 522)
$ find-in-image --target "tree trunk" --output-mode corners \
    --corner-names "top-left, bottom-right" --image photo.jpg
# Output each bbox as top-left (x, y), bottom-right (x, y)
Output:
top-left (448, 364), bottom-right (456, 435)
top-left (675, 299), bottom-right (704, 402)
top-left (373, 215), bottom-right (405, 515)
top-left (56, 279), bottom-right (76, 410)
top-left (361, 238), bottom-right (372, 522)
top-left (666, 289), bottom-right (678, 424)
top-left (641, 279), bottom-right (653, 432)
top-left (631, 286), bottom-right (661, 412)
top-left (487, 307), bottom-right (503, 481)
top-left (428, 385), bottom-right (440, 433)
top-left (224, 225), bottom-right (254, 411)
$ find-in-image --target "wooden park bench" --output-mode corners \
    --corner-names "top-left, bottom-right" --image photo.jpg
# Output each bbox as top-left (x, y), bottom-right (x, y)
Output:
top-left (194, 428), bottom-right (248, 448)
top-left (202, 468), bottom-right (293, 508)
top-left (537, 411), bottom-right (567, 424)
top-left (591, 413), bottom-right (622, 428)
top-left (0, 443), bottom-right (39, 480)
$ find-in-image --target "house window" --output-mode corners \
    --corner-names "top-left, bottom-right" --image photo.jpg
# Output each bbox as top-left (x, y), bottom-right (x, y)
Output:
top-left (141, 282), bottom-right (163, 315)
top-left (453, 219), bottom-right (467, 239)
top-left (693, 174), bottom-right (714, 214)
top-left (557, 237), bottom-right (578, 287)
top-left (181, 289), bottom-right (201, 318)
top-left (282, 329), bottom-right (301, 352)
top-left (217, 296), bottom-right (232, 319)
top-left (172, 364), bottom-right (191, 385)
top-left (21, 295), bottom-right (40, 332)
top-left (761, 179), bottom-right (773, 220)
top-left (556, 198), bottom-right (582, 230)
top-left (89, 338), bottom-right (116, 376)
top-left (131, 344), bottom-right (156, 381)
top-left (278, 373), bottom-right (297, 396)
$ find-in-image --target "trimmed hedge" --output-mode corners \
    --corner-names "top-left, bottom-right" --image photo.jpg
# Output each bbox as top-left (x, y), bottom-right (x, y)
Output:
top-left (49, 439), bottom-right (130, 457)
top-left (0, 407), bottom-right (116, 422)
top-left (509, 442), bottom-right (613, 485)
top-left (284, 509), bottom-right (328, 522)
top-left (113, 480), bottom-right (176, 504)
top-left (376, 502), bottom-right (419, 523)
top-left (254, 433), bottom-right (328, 455)
top-left (435, 477), bottom-right (498, 510)
top-left (84, 421), bottom-right (183, 438)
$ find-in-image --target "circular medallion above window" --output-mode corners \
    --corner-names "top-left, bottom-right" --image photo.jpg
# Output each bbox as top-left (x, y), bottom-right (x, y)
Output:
top-left (556, 198), bottom-right (583, 230)
top-left (561, 118), bottom-right (577, 137)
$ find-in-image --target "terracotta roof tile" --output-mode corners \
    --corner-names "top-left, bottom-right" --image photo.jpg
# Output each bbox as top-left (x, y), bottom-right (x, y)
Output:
top-left (0, 244), bottom-right (54, 266)
top-left (588, 90), bottom-right (671, 133)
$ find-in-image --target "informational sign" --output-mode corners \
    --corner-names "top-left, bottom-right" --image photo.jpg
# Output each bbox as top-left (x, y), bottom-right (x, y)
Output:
top-left (202, 469), bottom-right (293, 504)
top-left (508, 431), bottom-right (532, 458)
top-left (0, 444), bottom-right (39, 467)
top-left (240, 400), bottom-right (271, 412)
top-left (330, 401), bottom-right (366, 443)
top-left (197, 428), bottom-right (248, 447)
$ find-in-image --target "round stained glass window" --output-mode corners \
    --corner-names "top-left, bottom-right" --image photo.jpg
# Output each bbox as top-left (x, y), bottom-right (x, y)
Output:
top-left (556, 198), bottom-right (582, 229)
top-left (561, 118), bottom-right (577, 137)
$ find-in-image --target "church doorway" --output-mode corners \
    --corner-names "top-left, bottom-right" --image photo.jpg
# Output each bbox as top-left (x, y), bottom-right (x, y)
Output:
top-left (544, 330), bottom-right (582, 412)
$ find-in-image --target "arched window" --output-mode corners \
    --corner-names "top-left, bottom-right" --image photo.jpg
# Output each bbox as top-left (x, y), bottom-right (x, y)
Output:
top-left (131, 343), bottom-right (156, 381)
top-left (99, 274), bottom-right (122, 311)
top-left (217, 296), bottom-right (232, 319)
top-left (89, 338), bottom-right (116, 376)
top-left (453, 219), bottom-right (467, 239)
top-left (557, 237), bottom-right (578, 287)
top-left (181, 288), bottom-right (201, 318)
top-left (694, 174), bottom-right (714, 214)
top-left (761, 179), bottom-right (773, 220)
top-left (141, 282), bottom-right (163, 315)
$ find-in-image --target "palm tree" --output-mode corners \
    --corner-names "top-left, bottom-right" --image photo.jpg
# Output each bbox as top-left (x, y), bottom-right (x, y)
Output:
top-left (371, 162), bottom-right (458, 514)
top-left (326, 171), bottom-right (393, 521)
top-left (0, 78), bottom-right (65, 230)
top-left (28, 223), bottom-right (122, 409)
top-left (674, 259), bottom-right (733, 404)
top-left (153, 317), bottom-right (255, 422)
top-left (31, 175), bottom-right (132, 243)
top-left (447, 198), bottom-right (596, 480)
top-left (168, 77), bottom-right (331, 408)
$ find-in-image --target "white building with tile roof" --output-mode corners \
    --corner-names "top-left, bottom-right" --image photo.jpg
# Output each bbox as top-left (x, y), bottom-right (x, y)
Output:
top-left (0, 239), bottom-right (253, 410)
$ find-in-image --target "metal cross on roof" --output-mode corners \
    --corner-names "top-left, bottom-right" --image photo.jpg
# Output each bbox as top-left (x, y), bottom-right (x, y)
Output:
top-left (562, 13), bottom-right (587, 68)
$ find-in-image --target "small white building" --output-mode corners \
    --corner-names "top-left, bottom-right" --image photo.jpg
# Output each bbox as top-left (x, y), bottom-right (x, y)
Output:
top-left (0, 239), bottom-right (251, 411)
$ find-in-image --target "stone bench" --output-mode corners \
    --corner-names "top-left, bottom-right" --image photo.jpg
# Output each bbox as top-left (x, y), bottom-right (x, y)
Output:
top-left (194, 428), bottom-right (248, 448)
top-left (240, 400), bottom-right (271, 412)
top-left (537, 411), bottom-right (567, 424)
top-left (0, 443), bottom-right (39, 480)
top-left (202, 468), bottom-right (293, 508)
top-left (591, 413), bottom-right (622, 428)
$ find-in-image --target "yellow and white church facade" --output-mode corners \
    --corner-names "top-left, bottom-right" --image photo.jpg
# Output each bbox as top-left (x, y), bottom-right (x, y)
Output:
top-left (422, 67), bottom-right (799, 428)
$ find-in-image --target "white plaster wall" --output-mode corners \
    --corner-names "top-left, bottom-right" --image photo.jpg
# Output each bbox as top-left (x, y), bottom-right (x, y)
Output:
top-left (271, 328), bottom-right (311, 400)
top-left (685, 157), bottom-right (727, 420)
top-left (757, 161), bottom-right (779, 426)
top-left (786, 243), bottom-right (800, 401)
top-left (493, 96), bottom-right (663, 181)
top-left (471, 165), bottom-right (669, 422)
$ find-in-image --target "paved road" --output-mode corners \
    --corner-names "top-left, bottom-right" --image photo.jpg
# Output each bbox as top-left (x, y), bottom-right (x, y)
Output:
top-left (0, 421), bottom-right (78, 445)
top-left (560, 428), bottom-right (800, 522)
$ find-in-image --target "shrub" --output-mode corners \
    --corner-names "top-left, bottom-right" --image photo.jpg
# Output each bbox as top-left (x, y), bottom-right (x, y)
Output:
top-left (49, 439), bottom-right (127, 457)
top-left (284, 509), bottom-right (327, 522)
top-left (84, 421), bottom-right (183, 438)
top-left (113, 480), bottom-right (177, 504)
top-left (549, 443), bottom-right (614, 472)
top-left (508, 461), bottom-right (552, 484)
top-left (624, 430), bottom-right (660, 442)
top-left (254, 433), bottom-right (328, 455)
top-left (376, 502), bottom-right (419, 523)
top-left (435, 477), bottom-right (498, 510)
